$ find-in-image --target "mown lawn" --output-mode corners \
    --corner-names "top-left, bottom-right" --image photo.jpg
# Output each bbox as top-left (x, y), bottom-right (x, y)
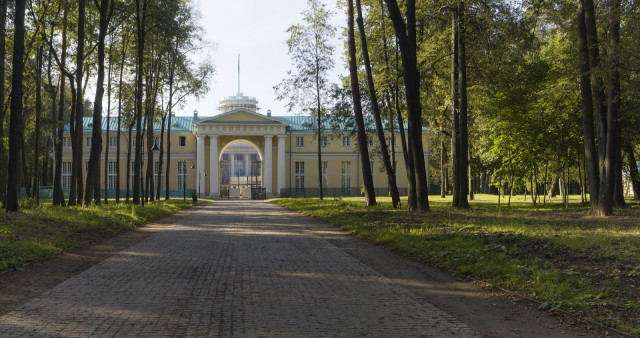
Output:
top-left (0, 199), bottom-right (204, 273)
top-left (273, 194), bottom-right (640, 335)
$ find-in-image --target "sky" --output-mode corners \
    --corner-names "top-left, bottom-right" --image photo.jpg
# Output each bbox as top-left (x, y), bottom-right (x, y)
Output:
top-left (180, 0), bottom-right (347, 118)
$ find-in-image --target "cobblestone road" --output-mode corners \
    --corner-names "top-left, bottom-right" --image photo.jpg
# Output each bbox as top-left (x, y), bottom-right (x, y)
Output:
top-left (0, 200), bottom-right (477, 337)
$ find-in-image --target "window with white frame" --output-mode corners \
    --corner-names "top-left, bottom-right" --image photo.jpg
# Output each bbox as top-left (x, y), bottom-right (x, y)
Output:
top-left (341, 161), bottom-right (351, 193)
top-left (178, 136), bottom-right (186, 148)
top-left (109, 136), bottom-right (117, 148)
top-left (63, 136), bottom-right (71, 148)
top-left (86, 136), bottom-right (92, 148)
top-left (320, 136), bottom-right (328, 148)
top-left (108, 161), bottom-right (117, 190)
top-left (177, 162), bottom-right (186, 191)
top-left (296, 136), bottom-right (304, 148)
top-left (321, 161), bottom-right (328, 193)
top-left (154, 161), bottom-right (165, 191)
top-left (62, 161), bottom-right (72, 190)
top-left (342, 136), bottom-right (351, 148)
top-left (295, 161), bottom-right (305, 192)
top-left (368, 136), bottom-right (374, 147)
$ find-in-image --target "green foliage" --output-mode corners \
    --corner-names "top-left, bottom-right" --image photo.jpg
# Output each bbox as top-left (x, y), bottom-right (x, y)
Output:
top-left (0, 200), bottom-right (200, 271)
top-left (273, 195), bottom-right (640, 334)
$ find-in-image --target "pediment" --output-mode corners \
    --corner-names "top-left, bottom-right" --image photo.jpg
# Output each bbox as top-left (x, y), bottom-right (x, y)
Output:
top-left (195, 109), bottom-right (287, 125)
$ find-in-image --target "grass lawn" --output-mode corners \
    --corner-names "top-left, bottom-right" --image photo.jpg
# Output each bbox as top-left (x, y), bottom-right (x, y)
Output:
top-left (0, 199), bottom-right (205, 273)
top-left (273, 194), bottom-right (640, 335)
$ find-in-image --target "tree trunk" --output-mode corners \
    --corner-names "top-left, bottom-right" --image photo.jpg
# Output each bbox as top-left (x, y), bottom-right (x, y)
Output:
top-left (116, 33), bottom-right (128, 204)
top-left (440, 133), bottom-right (446, 198)
top-left (133, 0), bottom-right (147, 205)
top-left (0, 0), bottom-right (7, 207)
top-left (104, 40), bottom-right (113, 204)
top-left (126, 121), bottom-right (134, 203)
top-left (33, 46), bottom-right (43, 204)
top-left (6, 0), bottom-right (27, 211)
top-left (85, 0), bottom-right (113, 205)
top-left (73, 0), bottom-right (87, 205)
top-left (385, 0), bottom-right (429, 211)
top-left (608, 0), bottom-right (624, 207)
top-left (52, 8), bottom-right (67, 207)
top-left (355, 0), bottom-right (398, 208)
top-left (623, 143), bottom-right (640, 200)
top-left (451, 8), bottom-right (460, 206)
top-left (457, 1), bottom-right (470, 207)
top-left (347, 0), bottom-right (376, 206)
top-left (165, 45), bottom-right (176, 200)
top-left (583, 0), bottom-right (614, 215)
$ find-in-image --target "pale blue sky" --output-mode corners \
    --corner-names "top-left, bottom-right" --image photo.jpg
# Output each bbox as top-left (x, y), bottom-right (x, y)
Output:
top-left (182, 0), bottom-right (347, 118)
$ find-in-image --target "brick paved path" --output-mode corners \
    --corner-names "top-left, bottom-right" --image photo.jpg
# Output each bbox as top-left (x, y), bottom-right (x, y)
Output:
top-left (0, 200), bottom-right (477, 337)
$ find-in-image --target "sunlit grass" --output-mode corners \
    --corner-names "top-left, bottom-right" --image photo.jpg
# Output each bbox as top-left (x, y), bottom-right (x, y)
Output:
top-left (272, 194), bottom-right (640, 335)
top-left (0, 199), bottom-right (203, 272)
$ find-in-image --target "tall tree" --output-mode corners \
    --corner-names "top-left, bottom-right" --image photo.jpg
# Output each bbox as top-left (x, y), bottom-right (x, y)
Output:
top-left (384, 0), bottom-right (429, 211)
top-left (577, 0), bottom-right (599, 212)
top-left (451, 2), bottom-right (470, 209)
top-left (275, 0), bottom-right (336, 200)
top-left (347, 0), bottom-right (376, 206)
top-left (52, 7), bottom-right (68, 207)
top-left (85, 0), bottom-right (114, 205)
top-left (6, 0), bottom-right (27, 211)
top-left (355, 0), bottom-right (400, 208)
top-left (133, 0), bottom-right (148, 205)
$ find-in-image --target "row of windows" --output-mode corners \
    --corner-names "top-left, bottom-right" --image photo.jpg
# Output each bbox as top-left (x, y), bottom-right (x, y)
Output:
top-left (295, 136), bottom-right (380, 148)
top-left (294, 161), bottom-right (354, 193)
top-left (63, 136), bottom-right (188, 149)
top-left (61, 161), bottom-right (187, 191)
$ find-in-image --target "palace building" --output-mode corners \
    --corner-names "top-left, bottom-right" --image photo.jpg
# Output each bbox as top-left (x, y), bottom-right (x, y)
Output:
top-left (60, 92), bottom-right (430, 199)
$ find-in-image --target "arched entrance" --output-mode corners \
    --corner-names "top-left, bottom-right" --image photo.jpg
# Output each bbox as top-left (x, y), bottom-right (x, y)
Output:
top-left (218, 140), bottom-right (263, 199)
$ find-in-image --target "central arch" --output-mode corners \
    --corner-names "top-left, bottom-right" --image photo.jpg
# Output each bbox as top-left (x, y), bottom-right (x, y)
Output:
top-left (218, 138), bottom-right (263, 199)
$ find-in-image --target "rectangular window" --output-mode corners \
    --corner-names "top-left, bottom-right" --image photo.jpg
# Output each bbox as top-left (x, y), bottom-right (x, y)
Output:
top-left (154, 161), bottom-right (165, 191)
top-left (85, 161), bottom-right (89, 174)
top-left (86, 136), bottom-right (92, 148)
top-left (368, 136), bottom-right (374, 148)
top-left (222, 154), bottom-right (229, 161)
top-left (131, 162), bottom-right (136, 188)
top-left (342, 136), bottom-right (351, 148)
top-left (320, 136), bottom-right (328, 148)
top-left (177, 162), bottom-right (187, 191)
top-left (108, 161), bottom-right (117, 190)
top-left (321, 161), bottom-right (328, 193)
top-left (179, 136), bottom-right (186, 148)
top-left (62, 161), bottom-right (72, 191)
top-left (295, 161), bottom-right (305, 192)
top-left (296, 136), bottom-right (304, 148)
top-left (341, 161), bottom-right (351, 194)
top-left (109, 136), bottom-right (117, 148)
top-left (63, 136), bottom-right (71, 148)
top-left (370, 161), bottom-right (375, 183)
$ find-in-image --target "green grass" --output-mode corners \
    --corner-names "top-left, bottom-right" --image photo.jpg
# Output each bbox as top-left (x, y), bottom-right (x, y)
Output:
top-left (272, 194), bottom-right (640, 335)
top-left (0, 199), bottom-right (205, 272)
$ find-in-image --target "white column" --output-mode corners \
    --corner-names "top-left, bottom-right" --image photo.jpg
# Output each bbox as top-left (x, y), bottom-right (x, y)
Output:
top-left (196, 135), bottom-right (205, 196)
top-left (210, 135), bottom-right (219, 198)
top-left (277, 135), bottom-right (286, 196)
top-left (264, 135), bottom-right (273, 196)
top-left (230, 153), bottom-right (235, 177)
